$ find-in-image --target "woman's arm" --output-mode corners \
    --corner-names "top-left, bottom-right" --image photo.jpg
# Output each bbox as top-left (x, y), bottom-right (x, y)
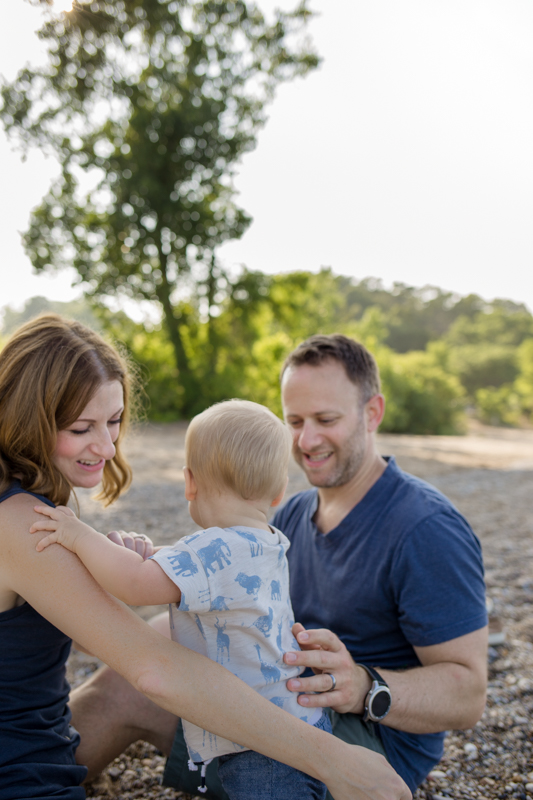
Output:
top-left (30, 505), bottom-right (180, 606)
top-left (1, 495), bottom-right (410, 800)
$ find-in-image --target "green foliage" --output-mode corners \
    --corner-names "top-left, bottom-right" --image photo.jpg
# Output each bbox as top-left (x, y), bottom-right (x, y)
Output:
top-left (446, 344), bottom-right (518, 395)
top-left (378, 349), bottom-right (465, 435)
top-left (241, 331), bottom-right (294, 415)
top-left (444, 309), bottom-right (533, 347)
top-left (475, 385), bottom-right (522, 427)
top-left (100, 312), bottom-right (183, 420)
top-left (342, 306), bottom-right (389, 352)
top-left (472, 339), bottom-right (533, 426)
top-left (338, 281), bottom-right (490, 352)
top-left (3, 271), bottom-right (532, 433)
top-left (266, 270), bottom-right (346, 340)
top-left (1, 0), bottom-right (318, 415)
top-left (511, 339), bottom-right (533, 422)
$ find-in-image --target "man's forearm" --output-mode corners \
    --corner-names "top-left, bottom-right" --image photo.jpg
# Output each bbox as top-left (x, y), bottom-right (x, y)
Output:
top-left (371, 660), bottom-right (487, 734)
top-left (286, 625), bottom-right (487, 734)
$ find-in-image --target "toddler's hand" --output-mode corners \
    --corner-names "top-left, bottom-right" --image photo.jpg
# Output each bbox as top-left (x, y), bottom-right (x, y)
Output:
top-left (30, 505), bottom-right (84, 553)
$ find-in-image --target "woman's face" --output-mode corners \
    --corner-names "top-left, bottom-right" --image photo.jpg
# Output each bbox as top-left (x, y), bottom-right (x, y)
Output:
top-left (53, 380), bottom-right (124, 489)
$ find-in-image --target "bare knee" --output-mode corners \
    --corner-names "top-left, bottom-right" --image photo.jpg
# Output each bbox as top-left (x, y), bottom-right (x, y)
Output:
top-left (71, 664), bottom-right (141, 721)
top-left (71, 664), bottom-right (178, 763)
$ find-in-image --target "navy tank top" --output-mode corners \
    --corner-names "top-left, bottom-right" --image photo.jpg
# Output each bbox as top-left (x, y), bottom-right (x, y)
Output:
top-left (0, 482), bottom-right (87, 799)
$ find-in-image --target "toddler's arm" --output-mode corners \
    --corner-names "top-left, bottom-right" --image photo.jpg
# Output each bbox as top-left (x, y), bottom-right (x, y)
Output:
top-left (30, 505), bottom-right (180, 606)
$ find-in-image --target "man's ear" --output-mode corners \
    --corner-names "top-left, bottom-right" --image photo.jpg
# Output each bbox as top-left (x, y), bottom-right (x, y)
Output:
top-left (270, 476), bottom-right (289, 508)
top-left (365, 394), bottom-right (385, 432)
top-left (184, 467), bottom-right (198, 501)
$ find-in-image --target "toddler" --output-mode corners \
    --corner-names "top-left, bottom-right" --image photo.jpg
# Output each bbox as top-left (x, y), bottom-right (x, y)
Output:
top-left (31, 399), bottom-right (330, 800)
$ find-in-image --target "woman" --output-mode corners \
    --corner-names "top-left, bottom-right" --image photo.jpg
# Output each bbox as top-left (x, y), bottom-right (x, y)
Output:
top-left (0, 314), bottom-right (409, 800)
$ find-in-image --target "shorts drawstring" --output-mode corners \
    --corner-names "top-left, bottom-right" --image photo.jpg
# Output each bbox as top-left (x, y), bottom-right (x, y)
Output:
top-left (188, 757), bottom-right (213, 794)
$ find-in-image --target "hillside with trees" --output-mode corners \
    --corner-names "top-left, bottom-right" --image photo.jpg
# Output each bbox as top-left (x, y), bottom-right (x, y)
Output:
top-left (2, 272), bottom-right (531, 433)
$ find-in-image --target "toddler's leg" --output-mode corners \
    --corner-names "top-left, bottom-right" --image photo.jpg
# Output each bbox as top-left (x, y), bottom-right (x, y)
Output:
top-left (218, 714), bottom-right (331, 800)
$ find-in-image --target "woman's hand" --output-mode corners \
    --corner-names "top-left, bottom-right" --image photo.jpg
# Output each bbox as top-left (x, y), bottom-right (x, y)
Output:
top-left (106, 530), bottom-right (155, 560)
top-left (324, 741), bottom-right (411, 800)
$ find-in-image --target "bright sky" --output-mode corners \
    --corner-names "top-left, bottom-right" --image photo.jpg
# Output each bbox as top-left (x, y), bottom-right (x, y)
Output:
top-left (1, 0), bottom-right (532, 316)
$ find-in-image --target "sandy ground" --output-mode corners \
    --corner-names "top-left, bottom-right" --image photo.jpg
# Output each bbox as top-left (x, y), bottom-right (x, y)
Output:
top-left (69, 422), bottom-right (533, 800)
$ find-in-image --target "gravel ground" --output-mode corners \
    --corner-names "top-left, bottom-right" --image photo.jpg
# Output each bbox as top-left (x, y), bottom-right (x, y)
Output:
top-left (67, 422), bottom-right (533, 800)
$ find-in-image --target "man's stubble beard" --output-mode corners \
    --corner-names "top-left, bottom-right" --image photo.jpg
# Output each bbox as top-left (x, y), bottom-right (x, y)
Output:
top-left (294, 418), bottom-right (367, 489)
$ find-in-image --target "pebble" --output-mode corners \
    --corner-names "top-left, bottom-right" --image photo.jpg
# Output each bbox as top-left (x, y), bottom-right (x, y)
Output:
top-left (463, 743), bottom-right (478, 760)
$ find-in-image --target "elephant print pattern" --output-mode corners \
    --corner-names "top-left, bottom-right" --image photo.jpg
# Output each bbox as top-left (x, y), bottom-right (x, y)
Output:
top-left (152, 525), bottom-right (322, 762)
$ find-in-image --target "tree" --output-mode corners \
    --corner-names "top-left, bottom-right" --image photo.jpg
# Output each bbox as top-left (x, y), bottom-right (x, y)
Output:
top-left (1, 0), bottom-right (318, 414)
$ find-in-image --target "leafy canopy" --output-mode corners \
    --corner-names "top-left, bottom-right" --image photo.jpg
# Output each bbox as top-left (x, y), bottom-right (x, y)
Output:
top-left (1, 0), bottom-right (318, 413)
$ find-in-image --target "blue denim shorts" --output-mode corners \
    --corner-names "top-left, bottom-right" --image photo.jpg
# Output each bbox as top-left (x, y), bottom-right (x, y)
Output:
top-left (163, 712), bottom-right (332, 800)
top-left (218, 712), bottom-right (331, 800)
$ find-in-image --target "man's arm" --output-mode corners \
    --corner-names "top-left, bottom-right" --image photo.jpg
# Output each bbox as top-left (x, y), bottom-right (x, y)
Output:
top-left (285, 624), bottom-right (487, 733)
top-left (30, 505), bottom-right (180, 606)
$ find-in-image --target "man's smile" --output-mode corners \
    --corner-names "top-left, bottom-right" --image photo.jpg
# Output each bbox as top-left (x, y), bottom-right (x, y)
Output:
top-left (301, 450), bottom-right (334, 466)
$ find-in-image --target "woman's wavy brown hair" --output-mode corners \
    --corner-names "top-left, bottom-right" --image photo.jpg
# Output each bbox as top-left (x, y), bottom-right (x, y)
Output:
top-left (0, 313), bottom-right (134, 506)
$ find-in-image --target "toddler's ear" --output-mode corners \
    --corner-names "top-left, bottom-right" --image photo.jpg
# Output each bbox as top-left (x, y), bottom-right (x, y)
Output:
top-left (183, 467), bottom-right (198, 501)
top-left (270, 476), bottom-right (289, 508)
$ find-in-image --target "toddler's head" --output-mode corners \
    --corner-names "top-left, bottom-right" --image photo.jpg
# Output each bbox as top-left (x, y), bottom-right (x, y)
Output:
top-left (185, 400), bottom-right (292, 504)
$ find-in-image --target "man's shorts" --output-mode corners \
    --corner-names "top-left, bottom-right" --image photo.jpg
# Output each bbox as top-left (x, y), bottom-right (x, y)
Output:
top-left (162, 711), bottom-right (388, 800)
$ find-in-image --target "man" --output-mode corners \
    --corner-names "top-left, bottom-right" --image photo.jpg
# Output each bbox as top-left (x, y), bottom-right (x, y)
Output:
top-left (273, 334), bottom-right (488, 796)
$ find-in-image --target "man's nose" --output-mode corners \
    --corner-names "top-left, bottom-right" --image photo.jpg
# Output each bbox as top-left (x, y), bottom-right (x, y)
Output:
top-left (296, 421), bottom-right (322, 451)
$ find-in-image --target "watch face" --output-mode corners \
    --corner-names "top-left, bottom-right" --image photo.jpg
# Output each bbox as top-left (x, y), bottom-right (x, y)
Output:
top-left (371, 689), bottom-right (391, 719)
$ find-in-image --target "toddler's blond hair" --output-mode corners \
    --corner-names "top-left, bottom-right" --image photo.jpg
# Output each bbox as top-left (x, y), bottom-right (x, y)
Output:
top-left (185, 400), bottom-right (292, 501)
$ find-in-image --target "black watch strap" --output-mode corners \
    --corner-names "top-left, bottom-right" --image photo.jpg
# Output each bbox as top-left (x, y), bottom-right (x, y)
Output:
top-left (358, 664), bottom-right (392, 723)
top-left (358, 664), bottom-right (386, 685)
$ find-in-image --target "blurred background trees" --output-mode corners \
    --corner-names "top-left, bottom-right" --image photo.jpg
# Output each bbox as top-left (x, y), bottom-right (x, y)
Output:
top-left (3, 272), bottom-right (532, 434)
top-left (1, 2), bottom-right (531, 432)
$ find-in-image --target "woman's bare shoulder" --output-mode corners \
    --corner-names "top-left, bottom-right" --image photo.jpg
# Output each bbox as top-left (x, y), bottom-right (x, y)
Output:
top-left (0, 492), bottom-right (69, 597)
top-left (0, 490), bottom-right (43, 542)
top-left (0, 491), bottom-right (155, 676)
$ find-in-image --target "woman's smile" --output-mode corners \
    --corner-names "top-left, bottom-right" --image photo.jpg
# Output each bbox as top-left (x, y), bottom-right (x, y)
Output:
top-left (53, 380), bottom-right (124, 488)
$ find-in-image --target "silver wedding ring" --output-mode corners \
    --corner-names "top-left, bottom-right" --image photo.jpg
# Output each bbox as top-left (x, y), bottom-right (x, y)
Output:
top-left (136, 534), bottom-right (147, 540)
top-left (324, 673), bottom-right (336, 692)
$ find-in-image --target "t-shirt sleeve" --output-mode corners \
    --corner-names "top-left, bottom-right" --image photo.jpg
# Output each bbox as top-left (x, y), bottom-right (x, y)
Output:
top-left (392, 512), bottom-right (488, 647)
top-left (151, 542), bottom-right (210, 613)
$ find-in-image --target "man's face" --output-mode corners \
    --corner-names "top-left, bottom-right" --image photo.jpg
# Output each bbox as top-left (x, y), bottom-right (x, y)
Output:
top-left (281, 360), bottom-right (370, 488)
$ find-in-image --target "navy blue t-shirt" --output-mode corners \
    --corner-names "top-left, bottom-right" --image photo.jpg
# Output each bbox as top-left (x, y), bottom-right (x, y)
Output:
top-left (272, 457), bottom-right (487, 792)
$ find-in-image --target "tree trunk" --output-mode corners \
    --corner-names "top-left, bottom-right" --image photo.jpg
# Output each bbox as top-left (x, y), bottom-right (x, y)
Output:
top-left (156, 248), bottom-right (199, 417)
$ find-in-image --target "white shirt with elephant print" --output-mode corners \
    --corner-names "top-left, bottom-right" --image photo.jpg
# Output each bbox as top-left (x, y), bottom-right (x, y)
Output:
top-left (152, 524), bottom-right (322, 762)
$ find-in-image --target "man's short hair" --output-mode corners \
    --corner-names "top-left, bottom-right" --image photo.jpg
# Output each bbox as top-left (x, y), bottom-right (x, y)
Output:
top-left (185, 399), bottom-right (292, 501)
top-left (281, 334), bottom-right (381, 403)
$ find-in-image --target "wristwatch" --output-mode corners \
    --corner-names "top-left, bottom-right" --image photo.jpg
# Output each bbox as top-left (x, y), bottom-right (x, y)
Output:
top-left (358, 664), bottom-right (392, 722)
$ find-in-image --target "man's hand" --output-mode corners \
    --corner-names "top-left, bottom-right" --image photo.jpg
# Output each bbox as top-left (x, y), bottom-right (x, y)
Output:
top-left (285, 623), bottom-right (488, 733)
top-left (106, 530), bottom-right (155, 560)
top-left (284, 623), bottom-right (370, 714)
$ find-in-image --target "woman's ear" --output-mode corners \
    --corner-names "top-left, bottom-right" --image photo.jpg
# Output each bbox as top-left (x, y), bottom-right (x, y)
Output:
top-left (270, 476), bottom-right (289, 508)
top-left (184, 467), bottom-right (198, 501)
